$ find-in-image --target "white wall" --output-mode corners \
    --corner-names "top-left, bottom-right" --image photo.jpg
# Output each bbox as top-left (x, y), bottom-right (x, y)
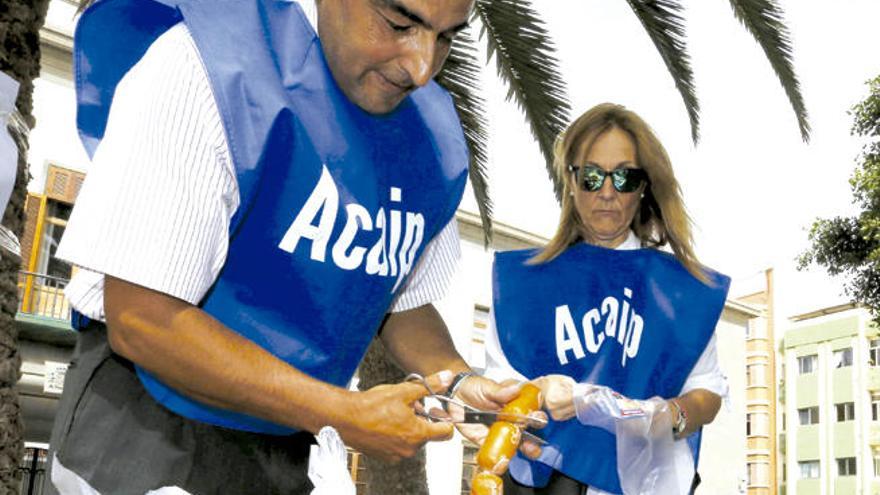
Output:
top-left (699, 311), bottom-right (750, 494)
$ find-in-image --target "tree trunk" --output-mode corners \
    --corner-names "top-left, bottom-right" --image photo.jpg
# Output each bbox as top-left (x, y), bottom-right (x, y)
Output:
top-left (0, 0), bottom-right (50, 491)
top-left (357, 338), bottom-right (430, 495)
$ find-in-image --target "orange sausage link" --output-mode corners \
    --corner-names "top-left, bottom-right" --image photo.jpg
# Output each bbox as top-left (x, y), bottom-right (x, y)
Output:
top-left (470, 471), bottom-right (503, 495)
top-left (473, 383), bottom-right (543, 484)
top-left (499, 383), bottom-right (541, 421)
top-left (476, 421), bottom-right (520, 473)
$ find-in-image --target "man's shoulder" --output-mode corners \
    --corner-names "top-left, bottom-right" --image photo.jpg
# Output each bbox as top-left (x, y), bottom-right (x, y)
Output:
top-left (151, 22), bottom-right (196, 55)
top-left (137, 22), bottom-right (205, 78)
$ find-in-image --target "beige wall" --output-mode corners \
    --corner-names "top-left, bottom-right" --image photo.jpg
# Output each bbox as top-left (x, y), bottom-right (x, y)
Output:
top-left (698, 309), bottom-right (750, 494)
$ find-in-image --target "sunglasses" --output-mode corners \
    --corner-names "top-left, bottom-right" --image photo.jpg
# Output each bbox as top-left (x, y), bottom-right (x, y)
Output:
top-left (567, 165), bottom-right (649, 193)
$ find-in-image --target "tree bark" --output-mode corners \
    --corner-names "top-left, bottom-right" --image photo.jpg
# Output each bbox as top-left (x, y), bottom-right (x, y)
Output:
top-left (357, 338), bottom-right (430, 495)
top-left (0, 0), bottom-right (50, 491)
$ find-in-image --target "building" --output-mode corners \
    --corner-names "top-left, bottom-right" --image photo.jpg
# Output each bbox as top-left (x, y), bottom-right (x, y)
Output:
top-left (12, 1), bottom-right (84, 491)
top-left (735, 271), bottom-right (781, 494)
top-left (781, 304), bottom-right (880, 495)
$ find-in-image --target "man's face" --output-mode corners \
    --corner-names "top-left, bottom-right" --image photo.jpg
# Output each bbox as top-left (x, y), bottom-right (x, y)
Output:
top-left (316, 0), bottom-right (474, 115)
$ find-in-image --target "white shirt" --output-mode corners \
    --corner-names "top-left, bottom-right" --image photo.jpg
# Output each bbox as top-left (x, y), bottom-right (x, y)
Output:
top-left (57, 7), bottom-right (460, 322)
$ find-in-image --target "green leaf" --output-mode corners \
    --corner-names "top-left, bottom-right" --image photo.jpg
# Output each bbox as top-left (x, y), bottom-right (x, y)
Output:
top-left (475, 0), bottom-right (571, 201)
top-left (436, 30), bottom-right (494, 245)
top-left (728, 0), bottom-right (811, 142)
top-left (625, 0), bottom-right (700, 143)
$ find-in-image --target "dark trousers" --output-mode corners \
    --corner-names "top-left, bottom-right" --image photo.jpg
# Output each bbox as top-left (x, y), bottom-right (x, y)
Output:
top-left (45, 322), bottom-right (315, 495)
top-left (503, 471), bottom-right (588, 495)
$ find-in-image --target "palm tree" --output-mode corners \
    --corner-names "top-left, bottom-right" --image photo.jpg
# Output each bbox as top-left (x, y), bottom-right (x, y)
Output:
top-left (362, 0), bottom-right (810, 492)
top-left (440, 0), bottom-right (809, 245)
top-left (0, 0), bottom-right (51, 491)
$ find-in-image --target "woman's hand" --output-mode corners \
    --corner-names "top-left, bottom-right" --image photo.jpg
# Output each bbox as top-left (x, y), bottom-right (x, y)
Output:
top-left (450, 376), bottom-right (546, 460)
top-left (532, 374), bottom-right (577, 421)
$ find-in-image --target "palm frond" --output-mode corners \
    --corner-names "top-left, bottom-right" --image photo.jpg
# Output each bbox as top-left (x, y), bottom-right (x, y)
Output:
top-left (475, 0), bottom-right (571, 201)
top-left (728, 0), bottom-right (810, 141)
top-left (436, 30), bottom-right (493, 245)
top-left (625, 0), bottom-right (700, 143)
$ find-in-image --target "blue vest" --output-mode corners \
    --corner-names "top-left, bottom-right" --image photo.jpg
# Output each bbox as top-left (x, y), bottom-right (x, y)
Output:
top-left (492, 244), bottom-right (729, 493)
top-left (74, 0), bottom-right (468, 434)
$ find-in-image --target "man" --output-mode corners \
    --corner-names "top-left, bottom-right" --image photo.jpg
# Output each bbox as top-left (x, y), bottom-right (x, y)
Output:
top-left (47, 0), bottom-right (522, 493)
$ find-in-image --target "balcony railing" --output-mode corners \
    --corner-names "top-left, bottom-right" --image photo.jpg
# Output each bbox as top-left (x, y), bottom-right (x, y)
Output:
top-left (17, 271), bottom-right (71, 322)
top-left (869, 367), bottom-right (880, 392)
top-left (18, 446), bottom-right (48, 495)
top-left (870, 423), bottom-right (880, 446)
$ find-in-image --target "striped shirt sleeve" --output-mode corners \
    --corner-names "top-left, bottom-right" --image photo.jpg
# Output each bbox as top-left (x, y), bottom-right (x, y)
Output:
top-left (389, 219), bottom-right (461, 313)
top-left (57, 23), bottom-right (238, 319)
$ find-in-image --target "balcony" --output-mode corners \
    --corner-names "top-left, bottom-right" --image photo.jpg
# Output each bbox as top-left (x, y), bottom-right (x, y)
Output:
top-left (870, 424), bottom-right (880, 446)
top-left (15, 271), bottom-right (75, 344)
top-left (869, 367), bottom-right (880, 392)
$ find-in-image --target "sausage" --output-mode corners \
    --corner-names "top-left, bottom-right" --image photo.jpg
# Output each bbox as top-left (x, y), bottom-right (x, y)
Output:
top-left (470, 471), bottom-right (503, 495)
top-left (470, 383), bottom-right (541, 494)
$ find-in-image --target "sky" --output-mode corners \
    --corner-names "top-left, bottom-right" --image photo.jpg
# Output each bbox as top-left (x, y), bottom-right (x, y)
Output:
top-left (459, 0), bottom-right (880, 319)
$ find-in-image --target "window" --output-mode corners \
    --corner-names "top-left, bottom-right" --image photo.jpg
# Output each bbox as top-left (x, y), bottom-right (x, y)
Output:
top-left (19, 445), bottom-right (48, 495)
top-left (798, 354), bottom-right (818, 374)
top-left (874, 456), bottom-right (880, 477)
top-left (747, 413), bottom-right (768, 436)
top-left (747, 364), bottom-right (765, 386)
top-left (799, 460), bottom-right (820, 479)
top-left (798, 406), bottom-right (819, 425)
top-left (836, 402), bottom-right (855, 422)
top-left (747, 462), bottom-right (769, 487)
top-left (837, 457), bottom-right (857, 476)
top-left (461, 442), bottom-right (479, 495)
top-left (873, 397), bottom-right (880, 421)
top-left (36, 199), bottom-right (74, 280)
top-left (469, 306), bottom-right (489, 372)
top-left (747, 320), bottom-right (767, 339)
top-left (834, 348), bottom-right (853, 368)
top-left (871, 339), bottom-right (880, 366)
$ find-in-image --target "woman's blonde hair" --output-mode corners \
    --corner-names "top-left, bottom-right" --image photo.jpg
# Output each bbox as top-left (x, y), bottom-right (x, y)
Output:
top-left (531, 102), bottom-right (709, 283)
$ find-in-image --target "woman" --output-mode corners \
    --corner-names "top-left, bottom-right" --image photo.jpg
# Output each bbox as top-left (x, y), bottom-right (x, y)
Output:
top-left (483, 103), bottom-right (729, 494)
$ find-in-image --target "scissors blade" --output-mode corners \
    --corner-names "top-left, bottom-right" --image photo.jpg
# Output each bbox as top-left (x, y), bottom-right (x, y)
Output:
top-left (463, 410), bottom-right (548, 427)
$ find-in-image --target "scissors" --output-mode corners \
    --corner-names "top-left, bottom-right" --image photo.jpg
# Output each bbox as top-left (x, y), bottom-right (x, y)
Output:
top-left (405, 373), bottom-right (548, 445)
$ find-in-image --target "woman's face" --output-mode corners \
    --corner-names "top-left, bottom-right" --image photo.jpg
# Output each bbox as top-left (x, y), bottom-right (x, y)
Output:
top-left (570, 127), bottom-right (646, 248)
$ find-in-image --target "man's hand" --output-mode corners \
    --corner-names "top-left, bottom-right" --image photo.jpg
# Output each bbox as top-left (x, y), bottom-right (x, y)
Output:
top-left (336, 370), bottom-right (455, 463)
top-left (532, 374), bottom-right (577, 421)
top-left (451, 376), bottom-right (546, 460)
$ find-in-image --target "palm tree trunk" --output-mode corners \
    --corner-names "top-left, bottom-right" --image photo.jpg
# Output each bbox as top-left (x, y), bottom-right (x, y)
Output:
top-left (357, 338), bottom-right (430, 495)
top-left (0, 0), bottom-right (51, 491)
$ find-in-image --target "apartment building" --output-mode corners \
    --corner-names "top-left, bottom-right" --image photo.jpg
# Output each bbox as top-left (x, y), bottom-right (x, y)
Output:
top-left (781, 304), bottom-right (880, 495)
top-left (736, 272), bottom-right (781, 494)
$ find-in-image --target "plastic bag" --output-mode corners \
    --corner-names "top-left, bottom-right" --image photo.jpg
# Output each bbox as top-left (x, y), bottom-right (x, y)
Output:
top-left (573, 384), bottom-right (691, 494)
top-left (308, 426), bottom-right (356, 495)
top-left (0, 71), bottom-right (22, 258)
